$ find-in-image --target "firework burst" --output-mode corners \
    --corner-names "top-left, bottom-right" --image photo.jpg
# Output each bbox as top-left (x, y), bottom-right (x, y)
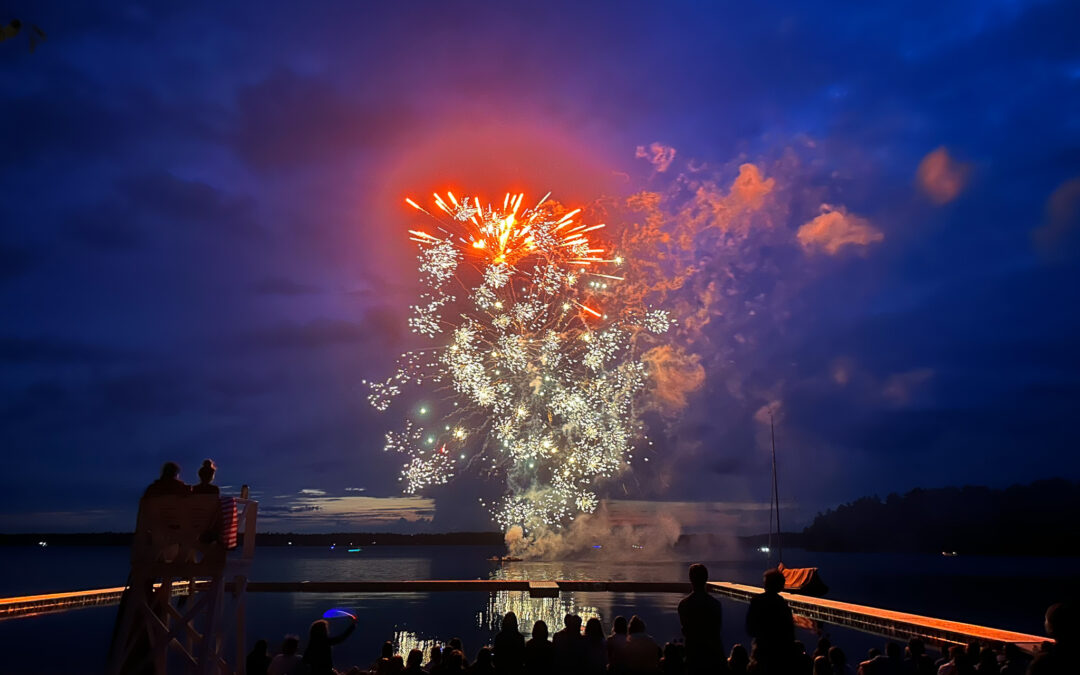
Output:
top-left (366, 190), bottom-right (672, 532)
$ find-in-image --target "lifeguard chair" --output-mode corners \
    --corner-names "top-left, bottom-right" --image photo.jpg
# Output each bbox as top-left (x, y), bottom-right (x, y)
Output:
top-left (107, 493), bottom-right (258, 675)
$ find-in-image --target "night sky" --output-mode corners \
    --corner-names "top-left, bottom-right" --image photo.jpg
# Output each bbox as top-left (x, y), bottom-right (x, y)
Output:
top-left (2, 1), bottom-right (1079, 534)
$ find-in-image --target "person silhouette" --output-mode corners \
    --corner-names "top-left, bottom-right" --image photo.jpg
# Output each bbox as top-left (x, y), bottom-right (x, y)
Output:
top-left (192, 458), bottom-right (220, 494)
top-left (525, 620), bottom-right (555, 675)
top-left (302, 615), bottom-right (357, 675)
top-left (1028, 601), bottom-right (1078, 674)
top-left (607, 616), bottom-right (629, 674)
top-left (553, 614), bottom-right (583, 675)
top-left (728, 644), bottom-right (750, 674)
top-left (247, 639), bottom-right (271, 675)
top-left (678, 563), bottom-right (724, 674)
top-left (493, 611), bottom-right (525, 675)
top-left (268, 635), bottom-right (303, 675)
top-left (469, 647), bottom-right (496, 675)
top-left (745, 568), bottom-right (794, 675)
top-left (403, 648), bottom-right (425, 675)
top-left (583, 618), bottom-right (607, 675)
top-left (142, 461), bottom-right (190, 499)
top-left (624, 616), bottom-right (661, 674)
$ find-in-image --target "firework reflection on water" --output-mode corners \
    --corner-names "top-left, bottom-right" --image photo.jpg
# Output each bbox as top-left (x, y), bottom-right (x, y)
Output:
top-left (477, 591), bottom-right (602, 635)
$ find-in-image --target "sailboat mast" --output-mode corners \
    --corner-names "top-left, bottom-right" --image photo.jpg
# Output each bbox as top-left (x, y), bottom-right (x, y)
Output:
top-left (770, 410), bottom-right (783, 563)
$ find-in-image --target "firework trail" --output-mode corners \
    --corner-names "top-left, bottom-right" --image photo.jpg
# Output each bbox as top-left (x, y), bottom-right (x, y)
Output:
top-left (366, 190), bottom-right (674, 533)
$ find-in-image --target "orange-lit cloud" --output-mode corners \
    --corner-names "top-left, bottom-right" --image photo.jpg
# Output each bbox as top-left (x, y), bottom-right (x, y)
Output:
top-left (1033, 176), bottom-right (1080, 258)
top-left (753, 400), bottom-right (783, 426)
top-left (641, 344), bottom-right (706, 415)
top-left (916, 147), bottom-right (971, 204)
top-left (686, 164), bottom-right (777, 242)
top-left (635, 142), bottom-right (677, 172)
top-left (382, 118), bottom-right (625, 208)
top-left (797, 204), bottom-right (883, 254)
top-left (606, 161), bottom-right (782, 369)
top-left (882, 368), bottom-right (934, 406)
top-left (831, 358), bottom-right (854, 386)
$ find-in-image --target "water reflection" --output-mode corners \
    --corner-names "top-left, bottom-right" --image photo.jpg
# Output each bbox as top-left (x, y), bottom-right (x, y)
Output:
top-left (392, 629), bottom-right (442, 660)
top-left (388, 590), bottom-right (604, 655)
top-left (477, 591), bottom-right (601, 634)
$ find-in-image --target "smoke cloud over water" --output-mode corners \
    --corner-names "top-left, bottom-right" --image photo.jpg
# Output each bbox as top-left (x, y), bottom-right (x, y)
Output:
top-left (505, 504), bottom-right (682, 560)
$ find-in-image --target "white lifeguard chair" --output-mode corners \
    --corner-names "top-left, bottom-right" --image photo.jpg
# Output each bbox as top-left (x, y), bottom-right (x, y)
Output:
top-left (107, 493), bottom-right (258, 675)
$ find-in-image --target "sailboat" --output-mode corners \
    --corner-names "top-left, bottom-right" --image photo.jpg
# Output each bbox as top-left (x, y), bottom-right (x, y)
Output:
top-left (767, 409), bottom-right (829, 597)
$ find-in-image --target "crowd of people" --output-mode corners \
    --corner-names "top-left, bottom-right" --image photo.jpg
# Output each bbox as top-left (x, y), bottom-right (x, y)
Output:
top-left (242, 564), bottom-right (1077, 675)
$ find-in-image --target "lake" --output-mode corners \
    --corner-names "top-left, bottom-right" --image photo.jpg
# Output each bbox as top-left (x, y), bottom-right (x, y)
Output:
top-left (1, 544), bottom-right (1074, 674)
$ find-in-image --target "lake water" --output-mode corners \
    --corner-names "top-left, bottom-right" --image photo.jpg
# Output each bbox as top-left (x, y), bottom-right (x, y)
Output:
top-left (1, 545), bottom-right (1075, 674)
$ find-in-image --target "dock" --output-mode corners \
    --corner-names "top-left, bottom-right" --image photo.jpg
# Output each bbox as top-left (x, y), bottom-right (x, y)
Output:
top-left (1, 579), bottom-right (1051, 652)
top-left (705, 581), bottom-right (1050, 650)
top-left (0, 581), bottom-right (204, 619)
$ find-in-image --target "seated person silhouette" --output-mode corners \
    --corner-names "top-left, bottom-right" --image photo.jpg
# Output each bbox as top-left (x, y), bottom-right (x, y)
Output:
top-left (142, 461), bottom-right (191, 499)
top-left (192, 459), bottom-right (220, 494)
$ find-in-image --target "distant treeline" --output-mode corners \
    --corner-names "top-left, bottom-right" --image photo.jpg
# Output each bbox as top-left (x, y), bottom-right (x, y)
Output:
top-left (798, 479), bottom-right (1080, 555)
top-left (0, 531), bottom-right (505, 547)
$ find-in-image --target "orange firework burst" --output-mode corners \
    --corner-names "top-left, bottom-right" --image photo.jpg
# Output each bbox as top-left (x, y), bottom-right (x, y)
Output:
top-left (405, 191), bottom-right (614, 270)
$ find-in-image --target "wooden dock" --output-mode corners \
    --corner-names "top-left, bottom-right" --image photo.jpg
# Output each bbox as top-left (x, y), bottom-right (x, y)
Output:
top-left (0, 581), bottom-right (203, 620)
top-left (705, 581), bottom-right (1050, 650)
top-left (0, 579), bottom-right (1051, 651)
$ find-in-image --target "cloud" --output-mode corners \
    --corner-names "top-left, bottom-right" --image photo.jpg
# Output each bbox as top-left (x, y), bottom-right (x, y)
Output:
top-left (0, 508), bottom-right (126, 533)
top-left (882, 368), bottom-right (935, 406)
top-left (797, 204), bottom-right (883, 254)
top-left (64, 171), bottom-right (262, 250)
top-left (635, 142), bottom-right (677, 172)
top-left (252, 277), bottom-right (321, 296)
top-left (753, 400), bottom-right (783, 426)
top-left (0, 381), bottom-right (72, 425)
top-left (299, 488), bottom-right (327, 496)
top-left (725, 163), bottom-right (775, 212)
top-left (232, 70), bottom-right (414, 169)
top-left (100, 370), bottom-right (199, 415)
top-left (0, 243), bottom-right (36, 283)
top-left (237, 318), bottom-right (372, 350)
top-left (260, 503), bottom-right (323, 515)
top-left (344, 487), bottom-right (366, 492)
top-left (0, 337), bottom-right (124, 364)
top-left (641, 345), bottom-right (705, 415)
top-left (1033, 176), bottom-right (1080, 259)
top-left (831, 358), bottom-right (854, 386)
top-left (916, 147), bottom-right (971, 204)
top-left (0, 65), bottom-right (212, 166)
top-left (260, 494), bottom-right (437, 529)
top-left (121, 171), bottom-right (261, 237)
top-left (66, 202), bottom-right (144, 251)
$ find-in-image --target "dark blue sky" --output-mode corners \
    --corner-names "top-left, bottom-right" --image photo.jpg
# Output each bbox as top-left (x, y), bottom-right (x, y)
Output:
top-left (2, 1), bottom-right (1078, 533)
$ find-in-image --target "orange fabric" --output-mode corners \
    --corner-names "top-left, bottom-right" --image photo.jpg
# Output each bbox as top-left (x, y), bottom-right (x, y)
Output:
top-left (780, 566), bottom-right (818, 590)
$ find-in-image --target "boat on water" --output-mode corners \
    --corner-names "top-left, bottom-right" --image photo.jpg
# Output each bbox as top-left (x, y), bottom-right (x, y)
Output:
top-left (765, 409), bottom-right (829, 597)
